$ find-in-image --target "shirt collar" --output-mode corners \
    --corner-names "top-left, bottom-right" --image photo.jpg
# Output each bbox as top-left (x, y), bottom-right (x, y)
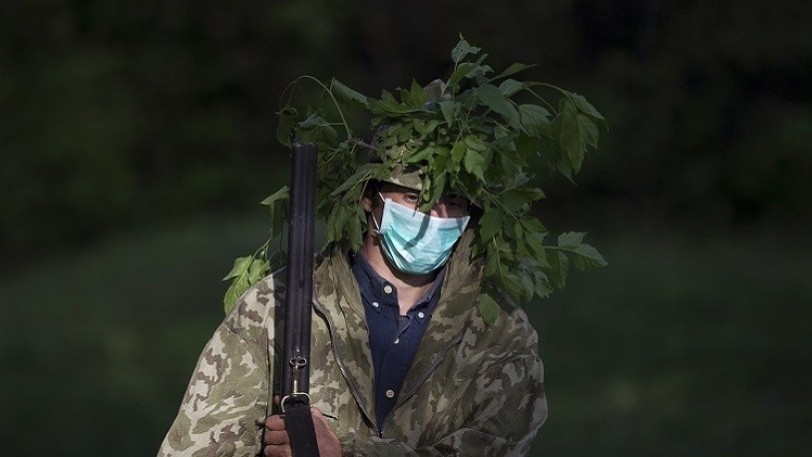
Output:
top-left (351, 253), bottom-right (445, 313)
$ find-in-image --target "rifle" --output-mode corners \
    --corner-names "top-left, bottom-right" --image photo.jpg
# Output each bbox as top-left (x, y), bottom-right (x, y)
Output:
top-left (280, 142), bottom-right (320, 457)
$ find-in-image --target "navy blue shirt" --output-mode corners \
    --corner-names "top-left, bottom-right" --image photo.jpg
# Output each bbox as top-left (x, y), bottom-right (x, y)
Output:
top-left (351, 254), bottom-right (444, 433)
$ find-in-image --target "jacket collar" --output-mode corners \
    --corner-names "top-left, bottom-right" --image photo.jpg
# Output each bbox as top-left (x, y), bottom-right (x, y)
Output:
top-left (314, 229), bottom-right (483, 428)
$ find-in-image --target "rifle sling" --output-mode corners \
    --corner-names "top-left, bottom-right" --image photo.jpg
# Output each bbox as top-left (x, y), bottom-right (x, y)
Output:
top-left (283, 395), bottom-right (319, 457)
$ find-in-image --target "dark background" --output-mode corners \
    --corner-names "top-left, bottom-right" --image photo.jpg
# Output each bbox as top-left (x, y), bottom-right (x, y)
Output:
top-left (1, 1), bottom-right (810, 455)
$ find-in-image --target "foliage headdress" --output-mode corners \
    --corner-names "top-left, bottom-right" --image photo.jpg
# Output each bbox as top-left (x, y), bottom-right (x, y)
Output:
top-left (224, 36), bottom-right (607, 323)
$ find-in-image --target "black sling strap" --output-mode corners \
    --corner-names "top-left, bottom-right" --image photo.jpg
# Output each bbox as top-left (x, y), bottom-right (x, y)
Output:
top-left (280, 143), bottom-right (320, 457)
top-left (282, 394), bottom-right (319, 457)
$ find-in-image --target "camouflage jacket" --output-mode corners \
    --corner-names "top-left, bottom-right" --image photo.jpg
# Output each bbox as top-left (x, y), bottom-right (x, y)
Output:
top-left (158, 232), bottom-right (547, 456)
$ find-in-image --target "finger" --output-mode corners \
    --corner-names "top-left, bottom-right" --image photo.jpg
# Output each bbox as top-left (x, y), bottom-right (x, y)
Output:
top-left (263, 430), bottom-right (290, 446)
top-left (274, 395), bottom-right (281, 406)
top-left (262, 444), bottom-right (291, 457)
top-left (264, 414), bottom-right (286, 431)
top-left (310, 407), bottom-right (324, 420)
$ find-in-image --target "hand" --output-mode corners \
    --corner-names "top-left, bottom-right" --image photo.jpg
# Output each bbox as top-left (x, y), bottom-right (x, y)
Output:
top-left (262, 407), bottom-right (342, 457)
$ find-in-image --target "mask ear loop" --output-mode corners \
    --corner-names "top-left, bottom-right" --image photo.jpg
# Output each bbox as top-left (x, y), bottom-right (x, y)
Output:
top-left (370, 192), bottom-right (387, 235)
top-left (359, 180), bottom-right (384, 236)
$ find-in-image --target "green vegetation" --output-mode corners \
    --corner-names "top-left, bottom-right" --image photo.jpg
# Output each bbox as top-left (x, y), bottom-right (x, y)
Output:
top-left (1, 0), bottom-right (810, 454)
top-left (1, 217), bottom-right (808, 456)
top-left (226, 36), bottom-right (606, 317)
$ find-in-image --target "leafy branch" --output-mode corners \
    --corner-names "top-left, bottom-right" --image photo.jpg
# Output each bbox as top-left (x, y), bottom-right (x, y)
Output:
top-left (223, 35), bottom-right (608, 321)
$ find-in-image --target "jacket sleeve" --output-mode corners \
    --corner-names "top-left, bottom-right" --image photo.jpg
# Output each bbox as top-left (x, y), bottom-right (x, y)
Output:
top-left (340, 353), bottom-right (547, 457)
top-left (157, 295), bottom-right (272, 457)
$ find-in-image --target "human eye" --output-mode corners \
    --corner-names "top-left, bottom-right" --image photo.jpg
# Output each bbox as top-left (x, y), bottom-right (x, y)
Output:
top-left (446, 196), bottom-right (468, 210)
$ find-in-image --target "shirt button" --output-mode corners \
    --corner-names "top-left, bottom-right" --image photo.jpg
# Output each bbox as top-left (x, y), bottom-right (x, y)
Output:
top-left (417, 311), bottom-right (425, 319)
top-left (385, 389), bottom-right (395, 399)
top-left (394, 338), bottom-right (400, 344)
top-left (372, 301), bottom-right (380, 308)
top-left (383, 285), bottom-right (393, 294)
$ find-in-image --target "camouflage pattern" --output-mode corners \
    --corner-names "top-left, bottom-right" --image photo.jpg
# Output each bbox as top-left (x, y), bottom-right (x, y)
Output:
top-left (376, 79), bottom-right (449, 193)
top-left (383, 164), bottom-right (423, 192)
top-left (158, 230), bottom-right (547, 456)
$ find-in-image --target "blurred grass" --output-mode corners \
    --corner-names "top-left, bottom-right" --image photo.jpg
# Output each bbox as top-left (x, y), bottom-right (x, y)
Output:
top-left (531, 231), bottom-right (812, 456)
top-left (1, 215), bottom-right (809, 456)
top-left (0, 213), bottom-right (269, 454)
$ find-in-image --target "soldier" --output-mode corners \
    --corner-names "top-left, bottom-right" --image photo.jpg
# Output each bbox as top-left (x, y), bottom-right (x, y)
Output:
top-left (159, 38), bottom-right (603, 457)
top-left (158, 166), bottom-right (546, 457)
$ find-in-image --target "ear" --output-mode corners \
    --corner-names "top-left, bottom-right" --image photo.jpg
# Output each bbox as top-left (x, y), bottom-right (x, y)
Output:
top-left (362, 193), bottom-right (374, 213)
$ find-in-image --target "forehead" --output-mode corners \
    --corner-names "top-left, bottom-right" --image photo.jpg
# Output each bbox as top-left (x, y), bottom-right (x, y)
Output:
top-left (378, 182), bottom-right (469, 204)
top-left (378, 182), bottom-right (418, 195)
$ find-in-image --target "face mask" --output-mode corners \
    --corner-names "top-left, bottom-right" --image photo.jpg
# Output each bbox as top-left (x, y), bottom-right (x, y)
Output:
top-left (373, 194), bottom-right (470, 275)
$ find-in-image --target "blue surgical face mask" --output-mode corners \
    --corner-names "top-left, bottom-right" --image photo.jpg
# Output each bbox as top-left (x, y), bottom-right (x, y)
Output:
top-left (372, 194), bottom-right (470, 275)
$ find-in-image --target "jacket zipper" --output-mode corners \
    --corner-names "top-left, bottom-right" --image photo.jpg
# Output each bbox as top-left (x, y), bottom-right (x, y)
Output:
top-left (379, 330), bottom-right (465, 437)
top-left (312, 297), bottom-right (379, 434)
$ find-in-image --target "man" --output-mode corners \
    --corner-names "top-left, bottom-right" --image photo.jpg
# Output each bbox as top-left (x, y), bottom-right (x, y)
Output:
top-left (159, 37), bottom-right (605, 455)
top-left (158, 166), bottom-right (547, 456)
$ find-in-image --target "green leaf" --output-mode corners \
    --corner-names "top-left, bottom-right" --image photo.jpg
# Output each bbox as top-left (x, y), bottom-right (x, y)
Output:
top-left (571, 243), bottom-right (608, 270)
top-left (513, 221), bottom-right (524, 242)
top-left (223, 274), bottom-right (250, 314)
top-left (330, 164), bottom-right (374, 197)
top-left (348, 206), bottom-right (365, 250)
top-left (428, 172), bottom-right (446, 209)
top-left (500, 187), bottom-right (544, 212)
top-left (556, 155), bottom-right (575, 183)
top-left (501, 272), bottom-right (526, 302)
top-left (299, 113), bottom-right (331, 129)
top-left (491, 62), bottom-right (535, 81)
top-left (369, 91), bottom-right (421, 116)
top-left (325, 205), bottom-right (345, 244)
top-left (408, 79), bottom-right (428, 106)
top-left (261, 186), bottom-right (290, 238)
top-left (478, 84), bottom-right (520, 127)
top-left (404, 146), bottom-right (435, 165)
top-left (451, 35), bottom-right (481, 64)
top-left (532, 269), bottom-right (553, 298)
top-left (414, 119), bottom-right (441, 136)
top-left (520, 216), bottom-right (547, 234)
top-left (247, 257), bottom-right (270, 284)
top-left (578, 113), bottom-right (599, 149)
top-left (498, 79), bottom-right (525, 97)
top-left (439, 100), bottom-right (456, 125)
top-left (549, 251), bottom-right (570, 290)
top-left (223, 255), bottom-right (268, 313)
top-left (464, 148), bottom-right (486, 182)
top-left (485, 245), bottom-right (499, 276)
top-left (260, 186), bottom-right (290, 207)
top-left (464, 134), bottom-right (486, 151)
top-left (519, 271), bottom-right (534, 302)
top-left (519, 104), bottom-right (551, 135)
top-left (478, 293), bottom-right (500, 326)
top-left (525, 233), bottom-right (550, 268)
top-left (331, 79), bottom-right (369, 107)
top-left (479, 209), bottom-right (502, 240)
top-left (559, 99), bottom-right (586, 172)
top-left (558, 231), bottom-right (586, 249)
top-left (571, 92), bottom-right (605, 121)
top-left (222, 256), bottom-right (253, 281)
top-left (450, 141), bottom-right (466, 170)
top-left (447, 62), bottom-right (479, 88)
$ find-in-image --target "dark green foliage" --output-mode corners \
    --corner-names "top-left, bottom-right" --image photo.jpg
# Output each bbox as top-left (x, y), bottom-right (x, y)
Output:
top-left (223, 37), bottom-right (607, 317)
